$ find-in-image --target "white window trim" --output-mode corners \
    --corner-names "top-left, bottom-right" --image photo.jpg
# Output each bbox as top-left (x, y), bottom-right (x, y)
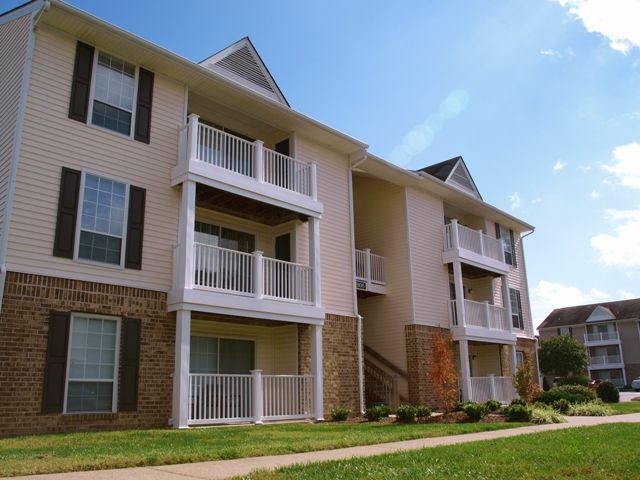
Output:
top-left (86, 49), bottom-right (139, 140)
top-left (516, 351), bottom-right (525, 368)
top-left (63, 313), bottom-right (121, 414)
top-left (73, 171), bottom-right (130, 270)
top-left (190, 334), bottom-right (257, 374)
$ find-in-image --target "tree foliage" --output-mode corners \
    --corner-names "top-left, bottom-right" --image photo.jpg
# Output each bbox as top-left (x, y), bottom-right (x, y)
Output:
top-left (427, 330), bottom-right (458, 412)
top-left (538, 335), bottom-right (589, 377)
top-left (512, 356), bottom-right (542, 403)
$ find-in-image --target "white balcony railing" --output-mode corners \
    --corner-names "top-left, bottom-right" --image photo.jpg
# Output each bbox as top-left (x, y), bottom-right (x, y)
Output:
top-left (585, 331), bottom-right (619, 343)
top-left (189, 371), bottom-right (314, 425)
top-left (590, 355), bottom-right (622, 366)
top-left (193, 243), bottom-right (314, 304)
top-left (355, 248), bottom-right (386, 289)
top-left (448, 299), bottom-right (510, 332)
top-left (180, 114), bottom-right (317, 199)
top-left (443, 220), bottom-right (505, 264)
top-left (470, 375), bottom-right (517, 403)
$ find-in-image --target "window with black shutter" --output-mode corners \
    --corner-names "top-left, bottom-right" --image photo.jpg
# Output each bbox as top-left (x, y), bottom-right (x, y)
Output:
top-left (41, 312), bottom-right (71, 413)
top-left (495, 223), bottom-right (517, 267)
top-left (118, 318), bottom-right (141, 411)
top-left (509, 288), bottom-right (524, 330)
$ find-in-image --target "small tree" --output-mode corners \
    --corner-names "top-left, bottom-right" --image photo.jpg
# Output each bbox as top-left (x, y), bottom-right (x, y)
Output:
top-left (427, 331), bottom-right (458, 412)
top-left (538, 335), bottom-right (589, 377)
top-left (512, 357), bottom-right (542, 403)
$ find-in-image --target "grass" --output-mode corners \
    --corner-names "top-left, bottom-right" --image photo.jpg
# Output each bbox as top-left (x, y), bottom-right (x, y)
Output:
top-left (242, 424), bottom-right (640, 480)
top-left (0, 421), bottom-right (528, 477)
top-left (607, 401), bottom-right (640, 414)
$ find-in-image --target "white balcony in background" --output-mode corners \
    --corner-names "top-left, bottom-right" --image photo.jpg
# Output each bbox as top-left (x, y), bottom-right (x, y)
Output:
top-left (589, 355), bottom-right (623, 367)
top-left (172, 114), bottom-right (322, 217)
top-left (355, 248), bottom-right (386, 295)
top-left (584, 331), bottom-right (620, 345)
top-left (448, 299), bottom-right (516, 343)
top-left (443, 219), bottom-right (509, 274)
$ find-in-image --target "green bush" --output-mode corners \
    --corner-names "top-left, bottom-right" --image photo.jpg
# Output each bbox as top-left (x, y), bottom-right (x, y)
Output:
top-left (537, 385), bottom-right (596, 405)
top-left (462, 402), bottom-right (490, 421)
top-left (557, 375), bottom-right (590, 387)
top-left (531, 405), bottom-right (565, 424)
top-left (415, 406), bottom-right (432, 418)
top-left (568, 401), bottom-right (613, 416)
top-left (453, 401), bottom-right (469, 412)
top-left (365, 405), bottom-right (390, 421)
top-left (507, 403), bottom-right (532, 422)
top-left (330, 407), bottom-right (350, 421)
top-left (509, 398), bottom-right (527, 407)
top-left (596, 381), bottom-right (620, 403)
top-left (484, 399), bottom-right (502, 412)
top-left (552, 398), bottom-right (571, 414)
top-left (542, 376), bottom-right (551, 391)
top-left (394, 404), bottom-right (417, 422)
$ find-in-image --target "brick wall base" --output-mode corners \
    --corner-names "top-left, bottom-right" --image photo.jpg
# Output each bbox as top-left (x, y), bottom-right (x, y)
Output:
top-left (0, 272), bottom-right (174, 437)
top-left (405, 324), bottom-right (457, 408)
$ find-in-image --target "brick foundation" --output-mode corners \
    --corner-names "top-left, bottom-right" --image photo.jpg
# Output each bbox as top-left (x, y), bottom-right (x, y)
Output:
top-left (0, 272), bottom-right (175, 436)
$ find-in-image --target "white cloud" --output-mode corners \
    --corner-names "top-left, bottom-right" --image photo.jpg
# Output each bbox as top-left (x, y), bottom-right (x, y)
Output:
top-left (602, 141), bottom-right (640, 189)
top-left (555, 0), bottom-right (640, 54)
top-left (553, 160), bottom-right (567, 172)
top-left (531, 196), bottom-right (542, 205)
top-left (617, 289), bottom-right (635, 299)
top-left (508, 192), bottom-right (522, 211)
top-left (579, 165), bottom-right (592, 172)
top-left (540, 47), bottom-right (576, 58)
top-left (589, 190), bottom-right (600, 198)
top-left (591, 207), bottom-right (640, 268)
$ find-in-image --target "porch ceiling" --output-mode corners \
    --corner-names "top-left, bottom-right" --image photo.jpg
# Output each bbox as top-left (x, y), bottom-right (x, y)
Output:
top-left (192, 312), bottom-right (295, 328)
top-left (447, 263), bottom-right (502, 279)
top-left (196, 184), bottom-right (308, 225)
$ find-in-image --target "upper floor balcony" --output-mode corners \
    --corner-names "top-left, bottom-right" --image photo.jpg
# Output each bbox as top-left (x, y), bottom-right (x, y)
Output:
top-left (443, 219), bottom-right (509, 275)
top-left (584, 331), bottom-right (620, 346)
top-left (589, 355), bottom-right (623, 368)
top-left (355, 248), bottom-right (386, 296)
top-left (171, 114), bottom-right (323, 218)
top-left (448, 299), bottom-right (516, 343)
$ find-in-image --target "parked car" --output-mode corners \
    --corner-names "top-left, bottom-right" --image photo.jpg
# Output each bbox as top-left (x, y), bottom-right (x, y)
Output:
top-left (632, 377), bottom-right (640, 391)
top-left (588, 379), bottom-right (602, 389)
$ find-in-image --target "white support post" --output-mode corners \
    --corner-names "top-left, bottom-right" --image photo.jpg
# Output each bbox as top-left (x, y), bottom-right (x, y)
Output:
top-left (502, 275), bottom-right (513, 332)
top-left (483, 301), bottom-right (491, 328)
top-left (453, 261), bottom-right (466, 327)
top-left (451, 219), bottom-right (460, 249)
top-left (309, 217), bottom-right (321, 307)
top-left (177, 180), bottom-right (196, 290)
top-left (187, 113), bottom-right (199, 163)
top-left (509, 344), bottom-right (517, 376)
top-left (253, 251), bottom-right (264, 299)
top-left (488, 373), bottom-right (497, 400)
top-left (309, 162), bottom-right (318, 201)
top-left (364, 248), bottom-right (372, 289)
top-left (478, 229), bottom-right (484, 256)
top-left (251, 370), bottom-right (264, 424)
top-left (172, 309), bottom-right (191, 428)
top-left (254, 140), bottom-right (264, 183)
top-left (311, 324), bottom-right (324, 421)
top-left (459, 339), bottom-right (472, 402)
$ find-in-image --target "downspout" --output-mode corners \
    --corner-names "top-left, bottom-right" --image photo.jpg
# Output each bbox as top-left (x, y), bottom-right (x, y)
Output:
top-left (349, 150), bottom-right (367, 414)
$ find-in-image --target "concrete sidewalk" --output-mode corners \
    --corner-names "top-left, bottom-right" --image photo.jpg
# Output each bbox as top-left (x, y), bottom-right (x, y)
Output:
top-left (12, 413), bottom-right (640, 480)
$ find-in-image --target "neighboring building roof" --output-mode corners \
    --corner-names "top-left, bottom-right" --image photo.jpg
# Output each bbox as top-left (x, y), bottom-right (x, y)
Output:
top-left (417, 156), bottom-right (482, 200)
top-left (419, 157), bottom-right (459, 181)
top-left (538, 298), bottom-right (640, 329)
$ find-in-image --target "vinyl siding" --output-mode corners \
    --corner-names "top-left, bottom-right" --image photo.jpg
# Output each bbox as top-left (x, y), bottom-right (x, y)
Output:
top-left (354, 176), bottom-right (412, 374)
top-left (296, 137), bottom-right (354, 317)
top-left (6, 26), bottom-right (184, 291)
top-left (405, 187), bottom-right (449, 328)
top-left (469, 343), bottom-right (502, 376)
top-left (0, 13), bottom-right (31, 257)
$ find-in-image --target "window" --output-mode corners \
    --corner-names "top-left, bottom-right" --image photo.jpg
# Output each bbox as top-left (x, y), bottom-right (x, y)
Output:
top-left (91, 52), bottom-right (136, 135)
top-left (194, 221), bottom-right (255, 252)
top-left (189, 336), bottom-right (255, 374)
top-left (77, 173), bottom-right (128, 266)
top-left (516, 351), bottom-right (525, 368)
top-left (495, 224), bottom-right (517, 267)
top-left (558, 327), bottom-right (572, 336)
top-left (65, 315), bottom-right (120, 413)
top-left (509, 288), bottom-right (524, 330)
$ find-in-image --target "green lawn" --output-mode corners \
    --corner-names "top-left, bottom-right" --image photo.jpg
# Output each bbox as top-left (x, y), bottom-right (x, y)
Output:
top-left (607, 401), bottom-right (640, 415)
top-left (0, 421), bottom-right (527, 477)
top-left (242, 424), bottom-right (640, 480)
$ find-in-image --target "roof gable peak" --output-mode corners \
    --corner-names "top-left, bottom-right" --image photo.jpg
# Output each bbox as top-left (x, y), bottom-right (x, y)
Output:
top-left (586, 305), bottom-right (616, 322)
top-left (419, 156), bottom-right (482, 199)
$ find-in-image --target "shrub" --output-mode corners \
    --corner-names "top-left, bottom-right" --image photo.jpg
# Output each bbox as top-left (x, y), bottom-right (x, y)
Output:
top-left (330, 407), bottom-right (350, 421)
top-left (531, 405), bottom-right (565, 424)
top-left (552, 398), bottom-right (571, 414)
top-left (395, 404), bottom-right (417, 422)
top-left (537, 385), bottom-right (596, 405)
top-left (568, 401), bottom-right (613, 416)
top-left (513, 357), bottom-right (542, 403)
top-left (427, 331), bottom-right (459, 412)
top-left (484, 399), bottom-right (502, 412)
top-left (596, 381), bottom-right (620, 403)
top-left (453, 401), bottom-right (469, 412)
top-left (509, 398), bottom-right (527, 407)
top-left (415, 406), bottom-right (432, 418)
top-left (365, 405), bottom-right (390, 421)
top-left (462, 402), bottom-right (490, 421)
top-left (507, 403), bottom-right (532, 422)
top-left (542, 376), bottom-right (551, 391)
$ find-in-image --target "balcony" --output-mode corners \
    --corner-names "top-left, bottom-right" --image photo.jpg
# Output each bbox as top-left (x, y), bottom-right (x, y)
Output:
top-left (584, 331), bottom-right (619, 345)
top-left (443, 220), bottom-right (509, 275)
top-left (355, 248), bottom-right (386, 296)
top-left (470, 375), bottom-right (517, 404)
top-left (172, 114), bottom-right (322, 217)
top-left (589, 355), bottom-right (623, 367)
top-left (448, 299), bottom-right (516, 343)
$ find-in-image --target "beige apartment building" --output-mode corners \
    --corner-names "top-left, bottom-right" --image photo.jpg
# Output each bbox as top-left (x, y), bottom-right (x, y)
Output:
top-left (0, 1), bottom-right (536, 436)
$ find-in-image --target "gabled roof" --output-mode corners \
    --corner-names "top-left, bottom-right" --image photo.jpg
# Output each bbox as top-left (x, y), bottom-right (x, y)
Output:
top-left (538, 298), bottom-right (640, 330)
top-left (199, 37), bottom-right (289, 106)
top-left (417, 156), bottom-right (482, 200)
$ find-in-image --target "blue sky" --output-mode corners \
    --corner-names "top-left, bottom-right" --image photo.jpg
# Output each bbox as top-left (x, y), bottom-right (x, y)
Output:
top-left (3, 0), bottom-right (639, 329)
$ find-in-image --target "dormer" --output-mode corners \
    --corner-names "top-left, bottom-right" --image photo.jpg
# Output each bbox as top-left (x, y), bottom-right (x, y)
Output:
top-left (418, 156), bottom-right (482, 199)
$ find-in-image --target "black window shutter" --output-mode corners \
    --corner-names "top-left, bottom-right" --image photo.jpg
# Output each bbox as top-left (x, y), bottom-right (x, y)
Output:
top-left (68, 42), bottom-right (95, 122)
top-left (509, 229), bottom-right (517, 268)
top-left (516, 290), bottom-right (523, 329)
top-left (124, 186), bottom-right (146, 269)
top-left (42, 312), bottom-right (70, 414)
top-left (494, 223), bottom-right (501, 239)
top-left (118, 318), bottom-right (141, 412)
top-left (53, 168), bottom-right (81, 258)
top-left (134, 68), bottom-right (154, 143)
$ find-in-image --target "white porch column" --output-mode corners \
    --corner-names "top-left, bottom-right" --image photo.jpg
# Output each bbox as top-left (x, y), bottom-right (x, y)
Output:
top-left (176, 180), bottom-right (196, 290)
top-left (452, 261), bottom-right (466, 327)
top-left (309, 217), bottom-right (321, 307)
top-left (172, 309), bottom-right (191, 428)
top-left (311, 324), bottom-right (324, 421)
top-left (501, 275), bottom-right (513, 332)
top-left (254, 140), bottom-right (264, 183)
top-left (251, 369), bottom-right (264, 424)
top-left (488, 373), bottom-right (497, 400)
top-left (253, 251), bottom-right (264, 299)
top-left (459, 339), bottom-right (472, 402)
top-left (509, 344), bottom-right (517, 376)
top-left (186, 113), bottom-right (199, 163)
top-left (364, 248), bottom-right (372, 289)
top-left (309, 163), bottom-right (318, 201)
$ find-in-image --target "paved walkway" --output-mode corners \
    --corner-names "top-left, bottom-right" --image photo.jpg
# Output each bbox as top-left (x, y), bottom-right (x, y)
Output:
top-left (13, 413), bottom-right (640, 480)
